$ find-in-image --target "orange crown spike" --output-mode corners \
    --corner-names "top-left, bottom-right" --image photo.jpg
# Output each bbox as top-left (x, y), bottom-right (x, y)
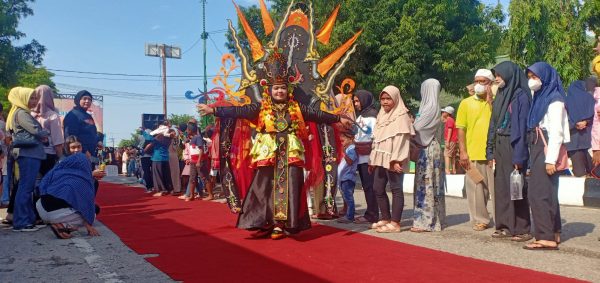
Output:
top-left (316, 4), bottom-right (341, 45)
top-left (259, 0), bottom-right (275, 36)
top-left (233, 1), bottom-right (265, 62)
top-left (318, 30), bottom-right (363, 77)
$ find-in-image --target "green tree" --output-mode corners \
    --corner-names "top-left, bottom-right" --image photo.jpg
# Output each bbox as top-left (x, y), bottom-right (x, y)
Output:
top-left (168, 113), bottom-right (196, 128)
top-left (226, 0), bottom-right (504, 104)
top-left (507, 0), bottom-right (589, 85)
top-left (0, 0), bottom-right (50, 113)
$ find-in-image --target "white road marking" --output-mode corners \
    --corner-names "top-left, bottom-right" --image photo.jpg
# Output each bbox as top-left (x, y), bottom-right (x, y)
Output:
top-left (72, 238), bottom-right (124, 283)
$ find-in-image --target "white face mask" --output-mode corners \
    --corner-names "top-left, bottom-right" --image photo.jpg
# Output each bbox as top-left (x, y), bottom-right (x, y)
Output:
top-left (474, 83), bottom-right (486, 95)
top-left (497, 79), bottom-right (506, 89)
top-left (528, 79), bottom-right (542, 92)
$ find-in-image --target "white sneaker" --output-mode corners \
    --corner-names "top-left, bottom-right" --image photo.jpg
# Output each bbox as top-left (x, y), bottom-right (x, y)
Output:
top-left (13, 225), bottom-right (40, 232)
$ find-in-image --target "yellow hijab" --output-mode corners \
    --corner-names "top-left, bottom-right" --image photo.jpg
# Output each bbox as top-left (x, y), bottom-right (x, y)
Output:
top-left (6, 87), bottom-right (35, 131)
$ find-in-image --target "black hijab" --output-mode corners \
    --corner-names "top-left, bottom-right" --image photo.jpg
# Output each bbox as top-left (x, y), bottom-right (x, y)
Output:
top-left (354, 90), bottom-right (378, 118)
top-left (491, 61), bottom-right (531, 131)
top-left (74, 90), bottom-right (93, 110)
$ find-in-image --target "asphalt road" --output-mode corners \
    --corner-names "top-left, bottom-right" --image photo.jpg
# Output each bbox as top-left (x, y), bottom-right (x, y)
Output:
top-left (0, 176), bottom-right (598, 282)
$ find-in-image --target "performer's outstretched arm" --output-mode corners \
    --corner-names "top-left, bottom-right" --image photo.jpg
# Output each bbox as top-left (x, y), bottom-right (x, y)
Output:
top-left (299, 104), bottom-right (341, 124)
top-left (199, 102), bottom-right (261, 120)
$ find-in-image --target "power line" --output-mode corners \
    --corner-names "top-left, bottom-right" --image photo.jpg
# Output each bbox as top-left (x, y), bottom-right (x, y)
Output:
top-left (209, 35), bottom-right (224, 55)
top-left (48, 68), bottom-right (240, 78)
top-left (49, 68), bottom-right (241, 80)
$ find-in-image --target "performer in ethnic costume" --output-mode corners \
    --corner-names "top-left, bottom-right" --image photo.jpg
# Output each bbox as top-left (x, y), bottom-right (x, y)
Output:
top-left (198, 51), bottom-right (347, 239)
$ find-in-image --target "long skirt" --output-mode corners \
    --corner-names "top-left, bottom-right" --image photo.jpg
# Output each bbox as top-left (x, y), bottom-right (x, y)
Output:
top-left (494, 135), bottom-right (531, 235)
top-left (237, 166), bottom-right (310, 234)
top-left (413, 139), bottom-right (446, 231)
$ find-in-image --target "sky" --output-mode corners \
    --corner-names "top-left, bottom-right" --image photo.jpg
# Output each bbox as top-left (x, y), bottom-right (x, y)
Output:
top-left (18, 0), bottom-right (507, 145)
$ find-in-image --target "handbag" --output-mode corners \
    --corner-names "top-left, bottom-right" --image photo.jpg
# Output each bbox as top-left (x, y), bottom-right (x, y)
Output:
top-left (11, 110), bottom-right (39, 148)
top-left (536, 127), bottom-right (569, 171)
top-left (12, 130), bottom-right (38, 148)
top-left (354, 141), bottom-right (372, 155)
top-left (409, 139), bottom-right (423, 162)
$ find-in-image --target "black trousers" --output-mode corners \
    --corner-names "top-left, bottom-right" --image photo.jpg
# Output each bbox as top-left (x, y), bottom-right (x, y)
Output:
top-left (372, 166), bottom-right (404, 222)
top-left (39, 154), bottom-right (58, 177)
top-left (358, 163), bottom-right (379, 222)
top-left (529, 132), bottom-right (562, 241)
top-left (141, 157), bottom-right (153, 190)
top-left (493, 135), bottom-right (531, 235)
top-left (568, 149), bottom-right (592, 177)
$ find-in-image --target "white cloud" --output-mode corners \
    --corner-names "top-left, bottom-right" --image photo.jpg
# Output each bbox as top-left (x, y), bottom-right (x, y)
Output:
top-left (151, 25), bottom-right (161, 31)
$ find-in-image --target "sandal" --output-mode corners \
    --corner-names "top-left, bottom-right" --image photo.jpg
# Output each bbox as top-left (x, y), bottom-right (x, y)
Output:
top-left (370, 221), bottom-right (389, 230)
top-left (50, 223), bottom-right (72, 239)
top-left (511, 233), bottom-right (533, 242)
top-left (410, 227), bottom-right (430, 233)
top-left (472, 223), bottom-right (488, 231)
top-left (353, 216), bottom-right (371, 224)
top-left (376, 223), bottom-right (401, 233)
top-left (523, 241), bottom-right (558, 251)
top-left (491, 229), bottom-right (512, 239)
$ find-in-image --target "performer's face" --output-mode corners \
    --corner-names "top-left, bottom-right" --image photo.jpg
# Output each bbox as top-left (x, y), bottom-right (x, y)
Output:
top-left (271, 84), bottom-right (289, 103)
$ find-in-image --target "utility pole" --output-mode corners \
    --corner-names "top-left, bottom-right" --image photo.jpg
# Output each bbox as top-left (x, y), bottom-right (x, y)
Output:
top-left (145, 43), bottom-right (181, 118)
top-left (200, 0), bottom-right (214, 129)
top-left (161, 45), bottom-right (168, 116)
top-left (202, 0), bottom-right (208, 95)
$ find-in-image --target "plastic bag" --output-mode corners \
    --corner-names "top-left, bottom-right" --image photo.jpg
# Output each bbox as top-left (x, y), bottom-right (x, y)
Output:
top-left (510, 169), bottom-right (524, 200)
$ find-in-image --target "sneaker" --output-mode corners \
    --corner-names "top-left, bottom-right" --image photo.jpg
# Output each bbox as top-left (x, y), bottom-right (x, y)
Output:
top-left (13, 225), bottom-right (40, 232)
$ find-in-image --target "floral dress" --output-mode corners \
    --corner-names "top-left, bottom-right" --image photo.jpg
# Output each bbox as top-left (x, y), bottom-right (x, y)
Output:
top-left (412, 138), bottom-right (446, 231)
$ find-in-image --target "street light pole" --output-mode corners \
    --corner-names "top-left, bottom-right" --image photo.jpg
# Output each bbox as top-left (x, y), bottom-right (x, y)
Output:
top-left (145, 43), bottom-right (181, 119)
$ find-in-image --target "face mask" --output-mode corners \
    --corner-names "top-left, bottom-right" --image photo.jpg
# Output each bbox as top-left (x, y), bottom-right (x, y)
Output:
top-left (497, 79), bottom-right (506, 89)
top-left (528, 79), bottom-right (542, 92)
top-left (474, 83), bottom-right (486, 95)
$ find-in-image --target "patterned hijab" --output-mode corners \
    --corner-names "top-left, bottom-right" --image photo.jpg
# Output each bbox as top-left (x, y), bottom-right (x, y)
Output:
top-left (413, 79), bottom-right (441, 146)
top-left (373, 85), bottom-right (414, 143)
top-left (39, 153), bottom-right (96, 225)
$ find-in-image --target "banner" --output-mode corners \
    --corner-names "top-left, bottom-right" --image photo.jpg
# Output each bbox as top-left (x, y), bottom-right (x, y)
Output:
top-left (53, 94), bottom-right (104, 133)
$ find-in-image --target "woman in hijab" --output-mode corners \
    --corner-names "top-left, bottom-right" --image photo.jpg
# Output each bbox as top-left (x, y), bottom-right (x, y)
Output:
top-left (523, 62), bottom-right (569, 250)
top-left (487, 61), bottom-right (533, 242)
top-left (368, 86), bottom-right (414, 233)
top-left (63, 90), bottom-right (98, 163)
top-left (352, 90), bottom-right (380, 224)
top-left (36, 147), bottom-right (101, 239)
top-left (565, 81), bottom-right (595, 177)
top-left (411, 79), bottom-right (445, 232)
top-left (6, 87), bottom-right (49, 232)
top-left (31, 85), bottom-right (64, 175)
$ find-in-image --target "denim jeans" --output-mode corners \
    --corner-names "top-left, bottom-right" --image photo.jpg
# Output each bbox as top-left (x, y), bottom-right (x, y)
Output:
top-left (340, 180), bottom-right (356, 220)
top-left (1, 174), bottom-right (9, 204)
top-left (13, 157), bottom-right (41, 229)
top-left (127, 160), bottom-right (136, 177)
top-left (185, 177), bottom-right (203, 197)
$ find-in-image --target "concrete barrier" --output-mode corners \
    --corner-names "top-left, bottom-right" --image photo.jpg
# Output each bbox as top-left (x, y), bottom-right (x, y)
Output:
top-left (400, 174), bottom-right (600, 208)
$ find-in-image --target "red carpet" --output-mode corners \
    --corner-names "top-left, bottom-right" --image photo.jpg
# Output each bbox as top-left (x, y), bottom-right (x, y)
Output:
top-left (97, 183), bottom-right (579, 283)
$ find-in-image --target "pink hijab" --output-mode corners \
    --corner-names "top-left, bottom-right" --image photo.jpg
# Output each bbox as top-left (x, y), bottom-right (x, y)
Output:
top-left (32, 85), bottom-right (58, 118)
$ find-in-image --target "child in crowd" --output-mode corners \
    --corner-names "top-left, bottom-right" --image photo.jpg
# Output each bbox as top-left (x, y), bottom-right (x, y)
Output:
top-left (336, 130), bottom-right (359, 223)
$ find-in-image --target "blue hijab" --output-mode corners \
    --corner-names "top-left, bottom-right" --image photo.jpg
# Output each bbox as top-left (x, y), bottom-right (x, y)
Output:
top-left (527, 62), bottom-right (566, 129)
top-left (566, 80), bottom-right (595, 124)
top-left (39, 153), bottom-right (96, 224)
